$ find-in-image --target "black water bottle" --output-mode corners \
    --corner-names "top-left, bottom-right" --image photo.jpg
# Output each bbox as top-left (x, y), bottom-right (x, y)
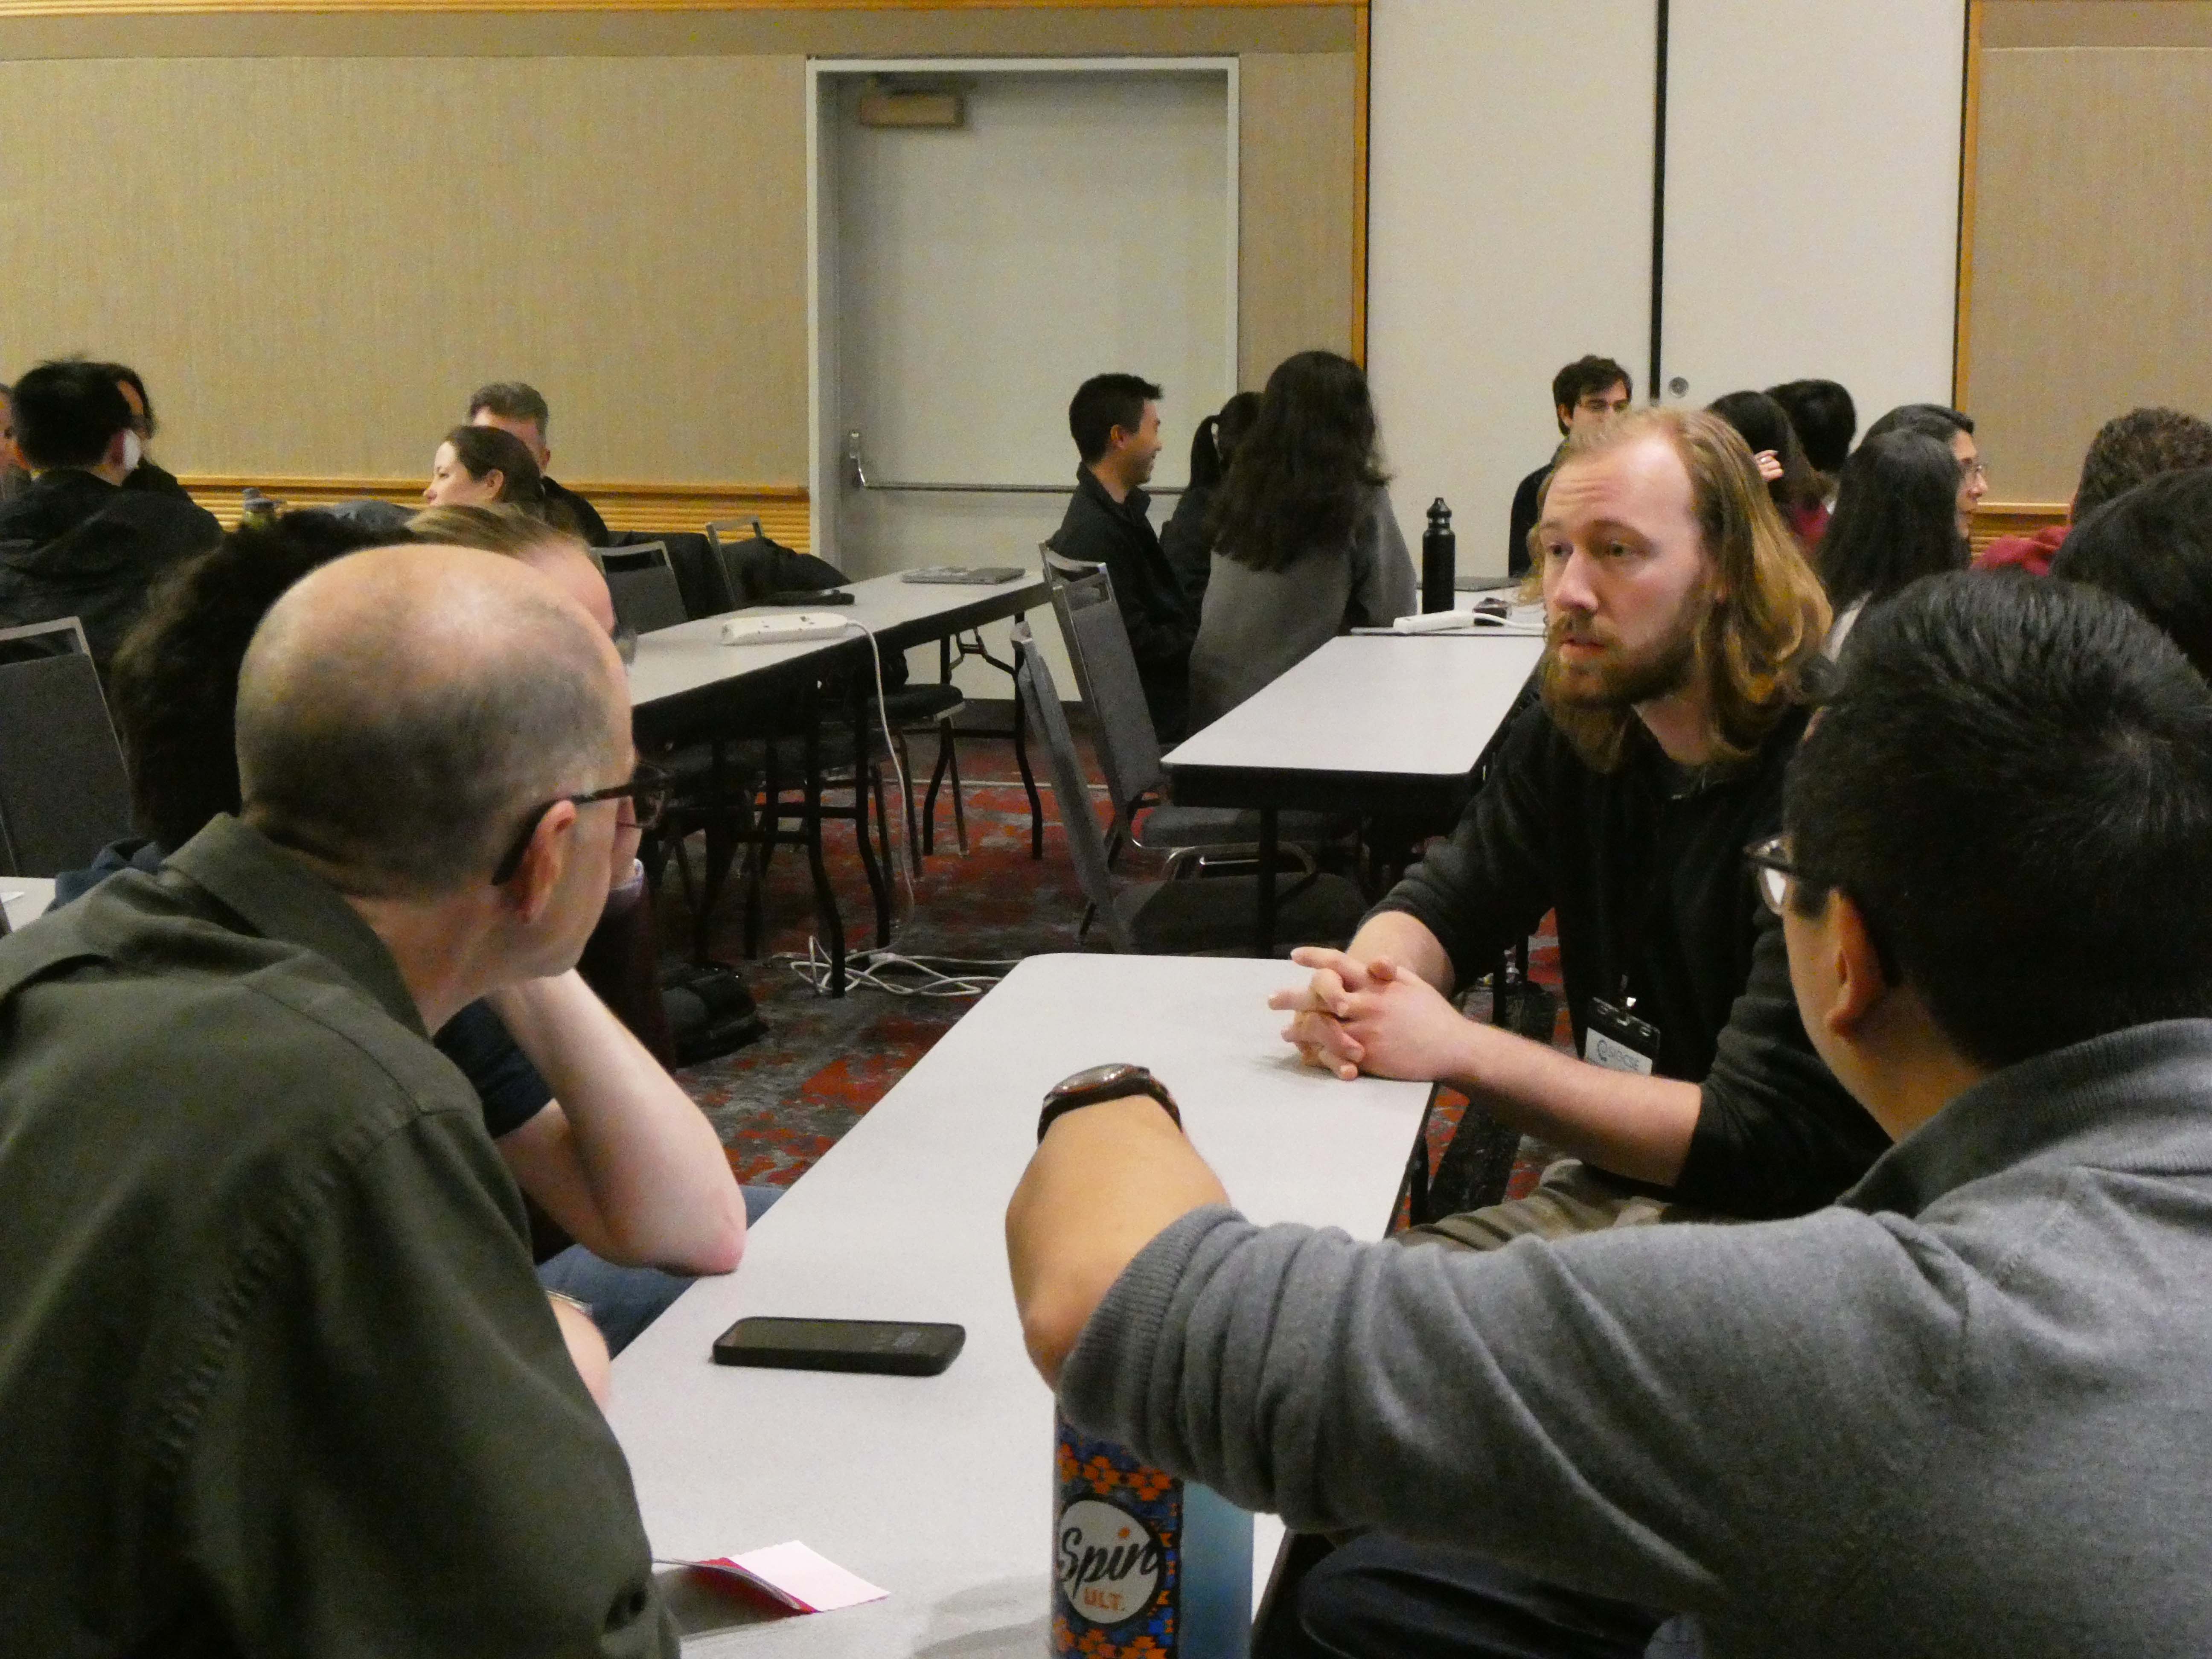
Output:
top-left (1421, 498), bottom-right (1457, 613)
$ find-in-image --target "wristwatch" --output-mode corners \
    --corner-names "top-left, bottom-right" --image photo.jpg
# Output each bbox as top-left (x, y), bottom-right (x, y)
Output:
top-left (1037, 1063), bottom-right (1184, 1143)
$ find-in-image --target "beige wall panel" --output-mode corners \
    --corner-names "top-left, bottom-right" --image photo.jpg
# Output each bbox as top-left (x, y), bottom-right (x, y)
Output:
top-left (1969, 47), bottom-right (2212, 501)
top-left (0, 6), bottom-right (1357, 59)
top-left (0, 54), bottom-right (809, 484)
top-left (1237, 50), bottom-right (1357, 385)
top-left (1986, 2), bottom-right (2212, 49)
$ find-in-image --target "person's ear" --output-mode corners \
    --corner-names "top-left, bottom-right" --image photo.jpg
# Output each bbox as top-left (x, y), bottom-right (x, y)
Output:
top-left (1822, 889), bottom-right (1891, 1039)
top-left (481, 468), bottom-right (506, 498)
top-left (500, 800), bottom-right (577, 924)
top-left (104, 429), bottom-right (131, 471)
top-left (1556, 404), bottom-right (1574, 435)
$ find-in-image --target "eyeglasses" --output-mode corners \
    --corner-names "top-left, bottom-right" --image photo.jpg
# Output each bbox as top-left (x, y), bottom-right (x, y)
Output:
top-left (490, 761), bottom-right (669, 886)
top-left (1743, 833), bottom-right (1799, 917)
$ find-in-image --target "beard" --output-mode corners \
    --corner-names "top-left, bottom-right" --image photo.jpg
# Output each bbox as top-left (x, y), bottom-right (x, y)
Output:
top-left (1538, 594), bottom-right (1706, 770)
top-left (1542, 608), bottom-right (1699, 710)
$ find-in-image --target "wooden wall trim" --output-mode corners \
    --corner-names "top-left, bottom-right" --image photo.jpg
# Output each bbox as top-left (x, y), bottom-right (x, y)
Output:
top-left (1350, 1), bottom-right (1369, 367)
top-left (180, 476), bottom-right (814, 546)
top-left (1970, 499), bottom-right (2066, 554)
top-left (1954, 0), bottom-right (1982, 408)
top-left (0, 0), bottom-right (1362, 14)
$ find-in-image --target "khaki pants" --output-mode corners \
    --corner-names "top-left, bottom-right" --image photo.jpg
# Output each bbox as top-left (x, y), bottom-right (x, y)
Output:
top-left (1403, 1156), bottom-right (1727, 1252)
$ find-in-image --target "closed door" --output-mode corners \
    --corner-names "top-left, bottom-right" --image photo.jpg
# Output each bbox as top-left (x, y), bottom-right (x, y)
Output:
top-left (814, 62), bottom-right (1237, 696)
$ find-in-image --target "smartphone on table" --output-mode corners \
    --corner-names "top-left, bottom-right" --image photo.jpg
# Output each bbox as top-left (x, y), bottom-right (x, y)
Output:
top-left (712, 1316), bottom-right (966, 1377)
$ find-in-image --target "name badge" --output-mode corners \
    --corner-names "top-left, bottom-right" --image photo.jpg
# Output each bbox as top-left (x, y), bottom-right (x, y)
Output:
top-left (1583, 997), bottom-right (1660, 1076)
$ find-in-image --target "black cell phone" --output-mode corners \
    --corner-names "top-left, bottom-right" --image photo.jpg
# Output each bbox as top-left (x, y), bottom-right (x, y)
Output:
top-left (758, 588), bottom-right (855, 606)
top-left (712, 1316), bottom-right (966, 1376)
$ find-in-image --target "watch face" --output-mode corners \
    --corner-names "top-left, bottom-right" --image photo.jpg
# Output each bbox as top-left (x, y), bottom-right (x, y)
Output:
top-left (1052, 1062), bottom-right (1142, 1098)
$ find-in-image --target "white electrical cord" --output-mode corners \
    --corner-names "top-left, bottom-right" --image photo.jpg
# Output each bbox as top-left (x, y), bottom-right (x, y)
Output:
top-left (778, 937), bottom-right (1021, 997)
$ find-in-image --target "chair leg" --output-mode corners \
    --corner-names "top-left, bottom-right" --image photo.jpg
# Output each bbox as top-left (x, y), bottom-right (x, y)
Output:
top-left (896, 731), bottom-right (924, 878)
top-left (944, 721), bottom-right (968, 853)
top-left (922, 722), bottom-right (957, 856)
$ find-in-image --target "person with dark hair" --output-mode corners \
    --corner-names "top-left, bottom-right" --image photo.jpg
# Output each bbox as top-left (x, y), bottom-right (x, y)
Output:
top-left (0, 358), bottom-right (220, 671)
top-left (97, 361), bottom-right (195, 501)
top-left (69, 510), bottom-right (752, 1362)
top-left (469, 380), bottom-right (610, 545)
top-left (1158, 388), bottom-right (1260, 611)
top-left (1048, 370), bottom-right (1198, 739)
top-left (1817, 429), bottom-right (1968, 653)
top-left (1766, 377), bottom-right (1857, 495)
top-left (1978, 406), bottom-right (2212, 577)
top-left (1708, 388), bottom-right (1830, 551)
top-left (425, 422), bottom-right (548, 513)
top-left (1507, 354), bottom-right (1633, 577)
top-left (0, 547), bottom-right (688, 1654)
top-left (1009, 571), bottom-right (2212, 1659)
top-left (2050, 465), bottom-right (2212, 677)
top-left (1863, 402), bottom-right (1986, 538)
top-left (1185, 352), bottom-right (1415, 727)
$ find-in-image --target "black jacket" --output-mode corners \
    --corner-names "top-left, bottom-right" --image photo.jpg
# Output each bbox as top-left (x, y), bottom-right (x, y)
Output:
top-left (120, 457), bottom-right (196, 503)
top-left (1049, 466), bottom-right (1198, 741)
top-left (1372, 699), bottom-right (1887, 1219)
top-left (544, 476), bottom-right (609, 546)
top-left (1507, 452), bottom-right (1560, 579)
top-left (0, 470), bottom-right (221, 670)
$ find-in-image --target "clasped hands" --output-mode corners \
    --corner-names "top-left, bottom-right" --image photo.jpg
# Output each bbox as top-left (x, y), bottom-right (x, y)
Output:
top-left (1268, 948), bottom-right (1473, 1083)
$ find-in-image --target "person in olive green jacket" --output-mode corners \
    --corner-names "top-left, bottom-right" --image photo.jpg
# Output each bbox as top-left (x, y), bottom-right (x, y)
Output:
top-left (0, 545), bottom-right (677, 1657)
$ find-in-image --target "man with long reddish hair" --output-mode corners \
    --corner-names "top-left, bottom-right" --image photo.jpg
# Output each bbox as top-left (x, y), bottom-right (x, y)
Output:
top-left (1276, 406), bottom-right (1876, 1245)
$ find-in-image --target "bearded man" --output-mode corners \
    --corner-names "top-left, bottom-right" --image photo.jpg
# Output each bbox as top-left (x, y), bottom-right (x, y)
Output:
top-left (1261, 405), bottom-right (1890, 1656)
top-left (1278, 405), bottom-right (1883, 1237)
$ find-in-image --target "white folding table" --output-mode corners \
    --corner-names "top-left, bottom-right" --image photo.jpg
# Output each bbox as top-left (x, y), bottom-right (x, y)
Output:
top-left (608, 952), bottom-right (1429, 1655)
top-left (1162, 633), bottom-right (1547, 954)
top-left (2, 876), bottom-right (56, 931)
top-left (627, 572), bottom-right (1050, 990)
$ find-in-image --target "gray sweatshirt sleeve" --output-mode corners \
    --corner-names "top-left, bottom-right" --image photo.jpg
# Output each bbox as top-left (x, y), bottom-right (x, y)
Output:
top-left (1058, 1203), bottom-right (1956, 1616)
top-left (1346, 487), bottom-right (1418, 628)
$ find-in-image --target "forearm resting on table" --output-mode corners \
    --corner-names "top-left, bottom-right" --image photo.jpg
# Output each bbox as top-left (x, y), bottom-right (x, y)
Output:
top-left (1452, 1024), bottom-right (1703, 1189)
top-left (1007, 1097), bottom-right (1228, 1387)
top-left (490, 972), bottom-right (745, 1275)
top-left (1347, 911), bottom-right (1456, 994)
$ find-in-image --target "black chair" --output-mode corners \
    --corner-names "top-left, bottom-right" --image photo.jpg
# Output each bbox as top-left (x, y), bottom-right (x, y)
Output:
top-left (0, 619), bottom-right (135, 877)
top-left (602, 541), bottom-right (689, 635)
top-left (1041, 550), bottom-right (1354, 874)
top-left (1013, 621), bottom-right (1365, 955)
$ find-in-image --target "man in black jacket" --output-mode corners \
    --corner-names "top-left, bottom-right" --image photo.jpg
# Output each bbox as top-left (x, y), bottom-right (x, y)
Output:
top-left (1507, 355), bottom-right (1633, 577)
top-left (469, 380), bottom-right (611, 546)
top-left (1271, 404), bottom-right (1887, 1655)
top-left (1048, 372), bottom-right (1197, 741)
top-left (0, 359), bottom-right (220, 672)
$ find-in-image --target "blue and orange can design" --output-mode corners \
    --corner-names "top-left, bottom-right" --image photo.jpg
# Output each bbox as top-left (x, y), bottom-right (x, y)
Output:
top-left (1052, 1414), bottom-right (1181, 1657)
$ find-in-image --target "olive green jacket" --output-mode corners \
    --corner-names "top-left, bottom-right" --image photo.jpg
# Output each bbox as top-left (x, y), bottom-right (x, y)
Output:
top-left (0, 815), bottom-right (675, 1657)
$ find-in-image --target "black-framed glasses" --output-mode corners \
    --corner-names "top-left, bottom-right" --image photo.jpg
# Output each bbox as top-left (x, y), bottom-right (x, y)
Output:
top-left (1744, 833), bottom-right (1799, 917)
top-left (490, 761), bottom-right (670, 886)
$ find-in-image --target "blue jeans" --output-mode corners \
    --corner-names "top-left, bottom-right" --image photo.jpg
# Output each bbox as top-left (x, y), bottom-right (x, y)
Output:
top-left (536, 1184), bottom-right (783, 1354)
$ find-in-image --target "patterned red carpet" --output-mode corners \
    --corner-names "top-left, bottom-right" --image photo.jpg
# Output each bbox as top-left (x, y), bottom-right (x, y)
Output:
top-left (657, 724), bottom-right (1571, 1204)
top-left (661, 727), bottom-right (1118, 1189)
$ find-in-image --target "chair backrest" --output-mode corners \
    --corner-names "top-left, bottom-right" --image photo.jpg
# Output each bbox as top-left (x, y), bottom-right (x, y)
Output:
top-left (1041, 539), bottom-right (1100, 583)
top-left (0, 617), bottom-right (92, 668)
top-left (0, 644), bottom-right (135, 876)
top-left (1013, 620), bottom-right (1133, 951)
top-left (1041, 558), bottom-right (1165, 824)
top-left (601, 541), bottom-right (690, 634)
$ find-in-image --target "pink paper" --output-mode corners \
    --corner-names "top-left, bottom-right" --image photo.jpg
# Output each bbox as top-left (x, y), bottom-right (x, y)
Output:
top-left (682, 1543), bottom-right (888, 1615)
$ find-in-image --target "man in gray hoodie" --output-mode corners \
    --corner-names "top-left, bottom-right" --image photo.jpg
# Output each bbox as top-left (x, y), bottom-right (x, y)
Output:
top-left (1008, 570), bottom-right (2212, 1657)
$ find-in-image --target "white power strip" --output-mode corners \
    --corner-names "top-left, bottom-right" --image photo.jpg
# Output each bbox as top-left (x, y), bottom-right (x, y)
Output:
top-left (719, 613), bottom-right (856, 646)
